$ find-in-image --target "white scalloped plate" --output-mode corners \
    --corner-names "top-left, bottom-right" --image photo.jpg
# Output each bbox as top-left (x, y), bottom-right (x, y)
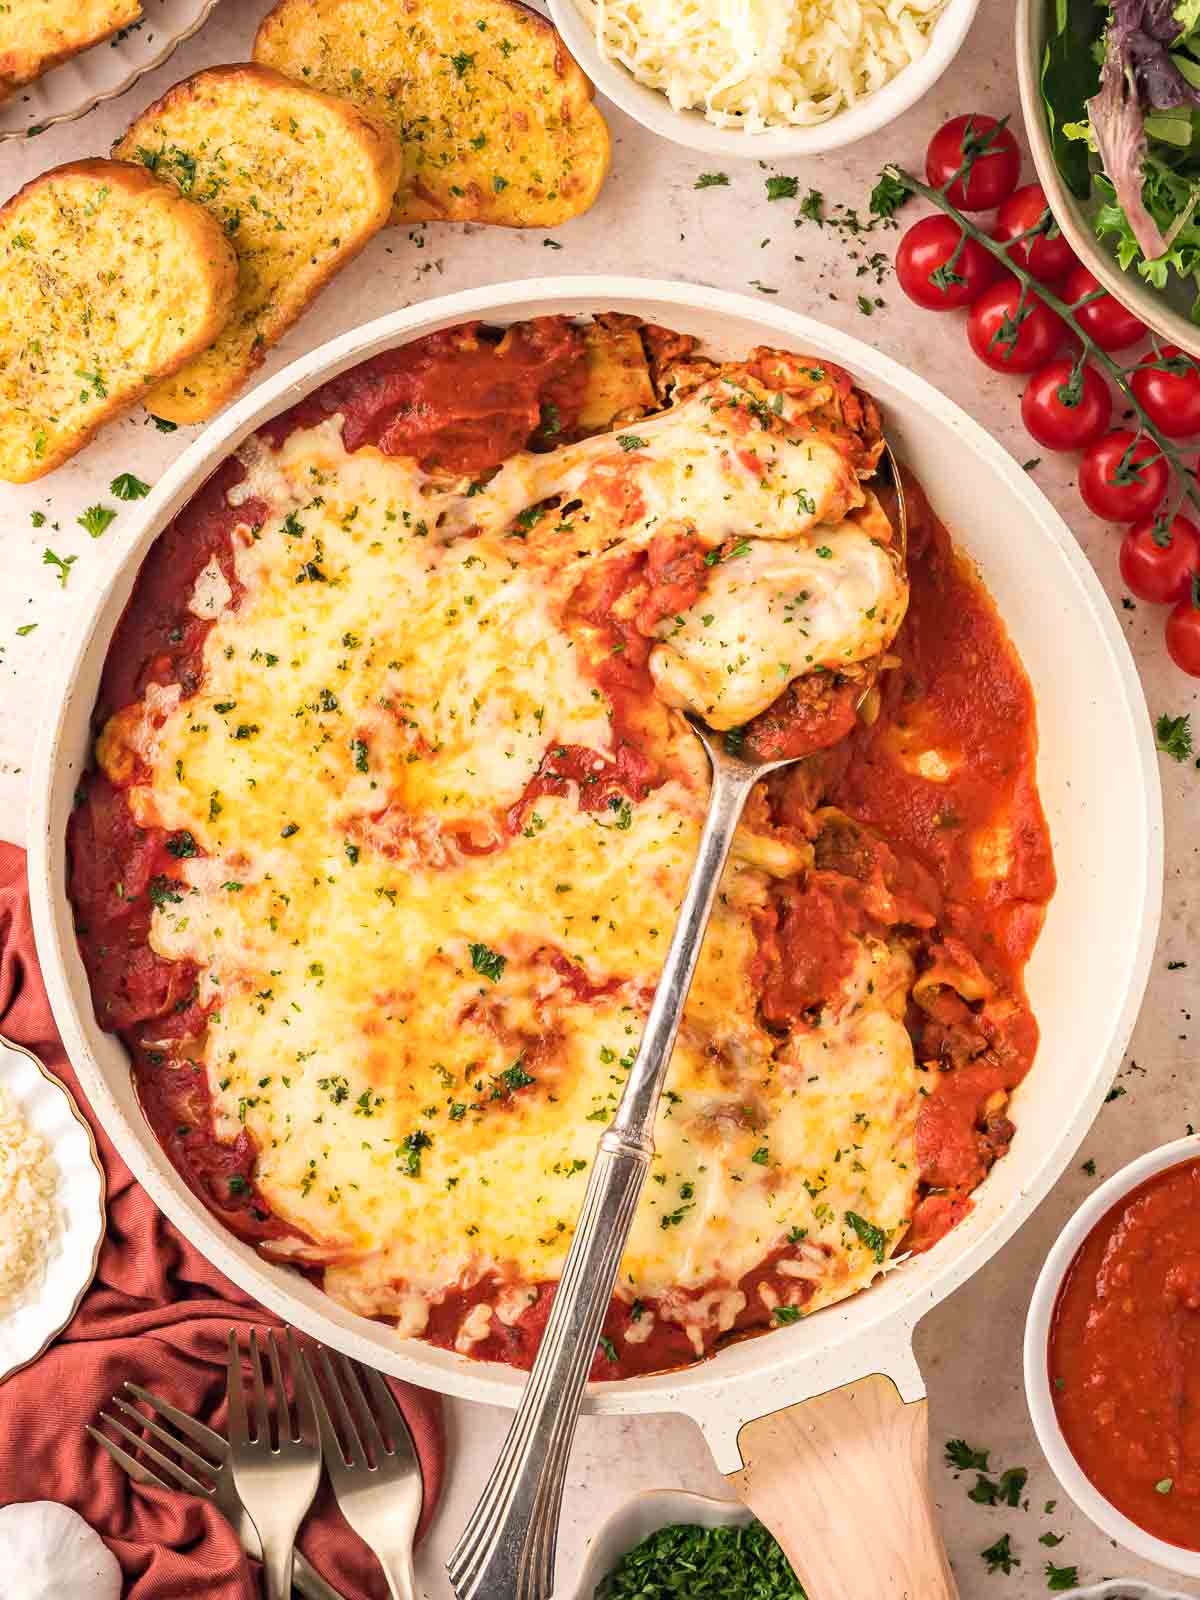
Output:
top-left (0, 0), bottom-right (221, 141)
top-left (1069, 1585), bottom-right (1193, 1599)
top-left (0, 1035), bottom-right (105, 1383)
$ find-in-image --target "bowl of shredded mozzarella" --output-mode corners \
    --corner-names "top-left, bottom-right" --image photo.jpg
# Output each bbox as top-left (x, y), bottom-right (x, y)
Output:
top-left (548, 0), bottom-right (981, 154)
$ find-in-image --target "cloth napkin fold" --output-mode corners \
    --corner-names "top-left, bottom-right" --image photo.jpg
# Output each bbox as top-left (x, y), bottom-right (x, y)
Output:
top-left (0, 842), bottom-right (445, 1598)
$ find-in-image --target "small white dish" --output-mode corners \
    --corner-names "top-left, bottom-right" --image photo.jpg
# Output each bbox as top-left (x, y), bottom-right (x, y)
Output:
top-left (573, 1488), bottom-right (753, 1598)
top-left (1068, 1584), bottom-right (1194, 1599)
top-left (0, 0), bottom-right (221, 141)
top-left (1025, 1136), bottom-right (1200, 1579)
top-left (0, 1035), bottom-right (105, 1383)
top-left (547, 0), bottom-right (980, 159)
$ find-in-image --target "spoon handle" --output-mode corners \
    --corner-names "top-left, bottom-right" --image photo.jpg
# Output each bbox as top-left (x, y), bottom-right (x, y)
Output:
top-left (447, 754), bottom-right (760, 1600)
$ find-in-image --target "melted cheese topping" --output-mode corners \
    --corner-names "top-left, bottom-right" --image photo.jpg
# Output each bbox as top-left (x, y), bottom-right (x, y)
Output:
top-left (100, 379), bottom-right (917, 1357)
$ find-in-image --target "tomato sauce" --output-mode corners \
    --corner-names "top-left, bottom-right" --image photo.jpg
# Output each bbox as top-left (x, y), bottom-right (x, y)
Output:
top-left (68, 323), bottom-right (1054, 1380)
top-left (1049, 1157), bottom-right (1200, 1549)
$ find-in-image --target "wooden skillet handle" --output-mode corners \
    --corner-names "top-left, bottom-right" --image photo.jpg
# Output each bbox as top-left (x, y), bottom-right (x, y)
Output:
top-left (727, 1373), bottom-right (959, 1600)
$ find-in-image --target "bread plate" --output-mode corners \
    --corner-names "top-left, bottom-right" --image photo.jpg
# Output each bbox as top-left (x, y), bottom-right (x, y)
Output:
top-left (0, 1035), bottom-right (105, 1383)
top-left (26, 277), bottom-right (1160, 1589)
top-left (0, 0), bottom-right (221, 141)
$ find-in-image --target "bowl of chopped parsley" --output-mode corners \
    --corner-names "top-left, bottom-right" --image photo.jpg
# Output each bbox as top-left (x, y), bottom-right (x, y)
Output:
top-left (575, 1490), bottom-right (805, 1599)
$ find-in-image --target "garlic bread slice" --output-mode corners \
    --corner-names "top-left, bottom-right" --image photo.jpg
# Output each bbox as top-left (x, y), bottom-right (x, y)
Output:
top-left (0, 0), bottom-right (140, 102)
top-left (253, 0), bottom-right (610, 228)
top-left (0, 159), bottom-right (237, 483)
top-left (115, 64), bottom-right (403, 425)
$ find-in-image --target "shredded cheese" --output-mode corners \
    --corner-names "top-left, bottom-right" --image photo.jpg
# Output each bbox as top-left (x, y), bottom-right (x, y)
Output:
top-left (0, 1087), bottom-right (58, 1314)
top-left (583, 0), bottom-right (950, 131)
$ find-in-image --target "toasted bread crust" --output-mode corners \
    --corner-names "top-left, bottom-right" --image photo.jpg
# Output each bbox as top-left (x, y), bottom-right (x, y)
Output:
top-left (0, 0), bottom-right (141, 102)
top-left (114, 63), bottom-right (403, 425)
top-left (253, 0), bottom-right (611, 228)
top-left (0, 158), bottom-right (237, 483)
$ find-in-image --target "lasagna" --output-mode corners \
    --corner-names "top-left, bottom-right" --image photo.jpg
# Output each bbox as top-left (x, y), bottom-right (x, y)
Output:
top-left (68, 316), bottom-right (1054, 1379)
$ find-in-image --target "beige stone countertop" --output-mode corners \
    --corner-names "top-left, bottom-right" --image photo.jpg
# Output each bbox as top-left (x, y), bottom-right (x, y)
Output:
top-left (1, 0), bottom-right (1198, 1594)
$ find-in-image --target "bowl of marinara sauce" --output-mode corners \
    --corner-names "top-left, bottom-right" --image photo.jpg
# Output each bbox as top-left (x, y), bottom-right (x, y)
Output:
top-left (1026, 1137), bottom-right (1200, 1576)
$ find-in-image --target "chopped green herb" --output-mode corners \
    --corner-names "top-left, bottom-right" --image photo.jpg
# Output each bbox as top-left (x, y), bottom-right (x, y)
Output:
top-left (1045, 1562), bottom-right (1079, 1591)
top-left (596, 1519), bottom-right (804, 1598)
top-left (110, 472), bottom-right (151, 500)
top-left (1156, 712), bottom-right (1193, 762)
top-left (766, 175), bottom-right (799, 201)
top-left (845, 1209), bottom-right (889, 1263)
top-left (772, 1306), bottom-right (802, 1324)
top-left (469, 942), bottom-right (507, 983)
top-left (616, 434), bottom-right (649, 452)
top-left (78, 504), bottom-right (116, 538)
top-left (945, 1439), bottom-right (991, 1472)
top-left (981, 1534), bottom-right (1019, 1575)
top-left (695, 172), bottom-right (730, 189)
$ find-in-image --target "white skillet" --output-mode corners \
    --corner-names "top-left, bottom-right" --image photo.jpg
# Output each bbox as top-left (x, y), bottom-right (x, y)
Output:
top-left (26, 279), bottom-right (1161, 1598)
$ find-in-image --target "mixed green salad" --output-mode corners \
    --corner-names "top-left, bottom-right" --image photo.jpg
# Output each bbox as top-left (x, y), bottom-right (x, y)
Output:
top-left (1043, 0), bottom-right (1200, 317)
top-left (595, 1520), bottom-right (805, 1598)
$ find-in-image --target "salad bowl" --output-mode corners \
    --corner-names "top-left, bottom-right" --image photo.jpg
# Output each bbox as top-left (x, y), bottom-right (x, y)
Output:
top-left (1017, 0), bottom-right (1200, 357)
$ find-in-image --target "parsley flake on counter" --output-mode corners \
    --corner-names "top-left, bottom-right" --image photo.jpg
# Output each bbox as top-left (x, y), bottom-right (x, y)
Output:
top-left (43, 548), bottom-right (76, 588)
top-left (1156, 711), bottom-right (1193, 762)
top-left (78, 503), bottom-right (116, 538)
top-left (1039, 1532), bottom-right (1064, 1547)
top-left (30, 510), bottom-right (45, 527)
top-left (151, 416), bottom-right (178, 432)
top-left (1045, 1562), bottom-right (1079, 1590)
top-left (596, 1519), bottom-right (804, 1599)
top-left (981, 1533), bottom-right (1019, 1575)
top-left (15, 624), bottom-right (37, 637)
top-left (798, 188), bottom-right (824, 222)
top-left (765, 175), bottom-right (799, 201)
top-left (869, 170), bottom-right (912, 220)
top-left (111, 472), bottom-right (151, 500)
top-left (695, 171), bottom-right (729, 189)
top-left (856, 294), bottom-right (877, 316)
top-left (469, 942), bottom-right (507, 983)
top-left (946, 1439), bottom-right (991, 1472)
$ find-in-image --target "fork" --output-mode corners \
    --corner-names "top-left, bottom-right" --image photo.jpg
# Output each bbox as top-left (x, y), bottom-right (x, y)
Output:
top-left (297, 1343), bottom-right (423, 1600)
top-left (88, 1381), bottom-right (345, 1600)
top-left (227, 1327), bottom-right (323, 1600)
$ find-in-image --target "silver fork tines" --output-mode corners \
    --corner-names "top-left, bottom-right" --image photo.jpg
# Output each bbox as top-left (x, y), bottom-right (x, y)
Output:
top-left (226, 1327), bottom-right (322, 1600)
top-left (297, 1345), bottom-right (422, 1600)
top-left (89, 1379), bottom-right (345, 1600)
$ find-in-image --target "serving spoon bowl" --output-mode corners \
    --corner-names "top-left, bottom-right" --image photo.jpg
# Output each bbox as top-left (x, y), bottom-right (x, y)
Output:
top-left (448, 447), bottom-right (908, 1600)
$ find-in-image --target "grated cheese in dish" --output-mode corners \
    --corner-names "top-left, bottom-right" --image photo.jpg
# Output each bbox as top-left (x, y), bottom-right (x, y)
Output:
top-left (0, 1087), bottom-right (58, 1313)
top-left (582, 0), bottom-right (951, 131)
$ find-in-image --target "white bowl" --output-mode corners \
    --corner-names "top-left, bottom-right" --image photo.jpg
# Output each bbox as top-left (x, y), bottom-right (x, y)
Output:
top-left (0, 0), bottom-right (221, 141)
top-left (573, 1489), bottom-right (753, 1598)
top-left (547, 0), bottom-right (981, 158)
top-left (1069, 1585), bottom-right (1194, 1600)
top-left (0, 1035), bottom-right (105, 1383)
top-left (1025, 1137), bottom-right (1200, 1578)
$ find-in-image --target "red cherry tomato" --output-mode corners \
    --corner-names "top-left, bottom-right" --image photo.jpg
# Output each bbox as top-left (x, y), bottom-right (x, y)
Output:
top-left (1130, 345), bottom-right (1200, 438)
top-left (1078, 430), bottom-right (1169, 522)
top-left (967, 280), bottom-right (1064, 373)
top-left (1119, 515), bottom-right (1200, 603)
top-left (1166, 584), bottom-right (1200, 674)
top-left (895, 216), bottom-right (998, 310)
top-left (925, 114), bottom-right (1021, 211)
top-left (992, 183), bottom-right (1078, 282)
top-left (1021, 359), bottom-right (1112, 451)
top-left (1063, 265), bottom-right (1147, 351)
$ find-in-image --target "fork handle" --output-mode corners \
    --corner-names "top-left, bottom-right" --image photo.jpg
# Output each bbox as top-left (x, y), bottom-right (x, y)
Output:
top-left (447, 759), bottom-right (757, 1600)
top-left (262, 1538), bottom-right (295, 1600)
top-left (295, 1553), bottom-right (345, 1600)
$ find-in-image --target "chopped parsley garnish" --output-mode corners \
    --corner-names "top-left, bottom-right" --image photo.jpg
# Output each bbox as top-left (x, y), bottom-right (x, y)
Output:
top-left (166, 831), bottom-right (199, 858)
top-left (148, 875), bottom-right (183, 909)
top-left (344, 842), bottom-right (360, 865)
top-left (30, 511), bottom-right (46, 528)
top-left (794, 489), bottom-right (815, 516)
top-left (15, 624), bottom-right (37, 637)
top-left (597, 1519), bottom-right (804, 1598)
top-left (766, 175), bottom-right (799, 201)
top-left (772, 1306), bottom-right (802, 1324)
top-left (1045, 1562), bottom-right (1079, 1590)
top-left (980, 1534), bottom-right (1019, 1575)
top-left (598, 1335), bottom-right (618, 1363)
top-left (869, 170), bottom-right (912, 220)
top-left (815, 545), bottom-right (833, 559)
top-left (227, 1175), bottom-right (250, 1195)
top-left (844, 1210), bottom-right (889, 1263)
top-left (495, 1058), bottom-right (535, 1096)
top-left (280, 822), bottom-right (299, 838)
top-left (1156, 1476), bottom-right (1174, 1493)
top-left (616, 434), bottom-right (649, 452)
top-left (694, 172), bottom-right (730, 189)
top-left (151, 416), bottom-right (178, 432)
top-left (1156, 711), bottom-right (1193, 762)
top-left (78, 504), bottom-right (116, 538)
top-left (969, 1466), bottom-right (1027, 1507)
top-left (400, 1129), bottom-right (432, 1176)
top-left (469, 942), bottom-right (507, 983)
top-left (448, 49), bottom-right (474, 76)
top-left (705, 537), bottom-right (752, 567)
top-left (945, 1439), bottom-right (991, 1472)
top-left (350, 737), bottom-right (369, 772)
top-left (111, 472), bottom-right (150, 500)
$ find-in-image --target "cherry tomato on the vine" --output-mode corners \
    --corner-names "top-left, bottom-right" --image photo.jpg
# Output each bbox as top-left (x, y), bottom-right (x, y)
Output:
top-left (967, 280), bottom-right (1064, 373)
top-left (1078, 430), bottom-right (1169, 522)
top-left (895, 216), bottom-right (997, 310)
top-left (1119, 515), bottom-right (1200, 604)
top-left (992, 184), bottom-right (1078, 282)
top-left (1130, 345), bottom-right (1200, 438)
top-left (1021, 359), bottom-right (1111, 450)
top-left (925, 114), bottom-right (1021, 211)
top-left (1166, 581), bottom-right (1200, 675)
top-left (1063, 265), bottom-right (1147, 351)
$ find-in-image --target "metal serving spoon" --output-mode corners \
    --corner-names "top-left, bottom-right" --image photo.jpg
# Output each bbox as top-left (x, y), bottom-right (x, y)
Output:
top-left (448, 447), bottom-right (908, 1600)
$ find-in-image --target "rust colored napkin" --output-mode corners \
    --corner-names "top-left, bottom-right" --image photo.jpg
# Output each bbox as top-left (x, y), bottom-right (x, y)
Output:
top-left (0, 842), bottom-right (445, 1598)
